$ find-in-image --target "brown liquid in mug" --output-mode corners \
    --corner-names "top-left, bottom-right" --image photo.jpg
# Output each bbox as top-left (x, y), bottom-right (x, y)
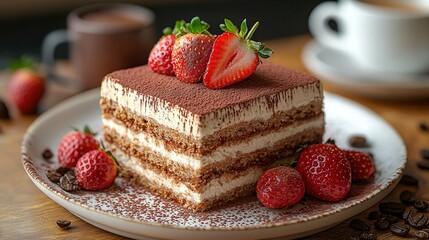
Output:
top-left (360, 0), bottom-right (423, 13)
top-left (82, 9), bottom-right (143, 27)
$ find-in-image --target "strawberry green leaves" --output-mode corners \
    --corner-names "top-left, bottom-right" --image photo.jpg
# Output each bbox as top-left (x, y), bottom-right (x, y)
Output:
top-left (219, 19), bottom-right (273, 59)
top-left (174, 17), bottom-right (211, 37)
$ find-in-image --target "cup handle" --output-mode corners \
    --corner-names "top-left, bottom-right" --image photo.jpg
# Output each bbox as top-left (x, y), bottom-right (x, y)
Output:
top-left (309, 1), bottom-right (343, 50)
top-left (41, 29), bottom-right (79, 88)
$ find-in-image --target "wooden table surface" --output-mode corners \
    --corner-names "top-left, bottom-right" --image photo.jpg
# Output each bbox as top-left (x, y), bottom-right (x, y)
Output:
top-left (1, 35), bottom-right (428, 240)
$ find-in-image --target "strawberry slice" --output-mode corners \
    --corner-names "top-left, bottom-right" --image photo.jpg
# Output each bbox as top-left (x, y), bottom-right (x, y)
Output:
top-left (203, 19), bottom-right (272, 89)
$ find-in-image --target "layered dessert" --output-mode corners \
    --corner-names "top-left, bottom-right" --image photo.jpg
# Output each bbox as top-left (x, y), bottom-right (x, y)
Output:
top-left (100, 61), bottom-right (324, 212)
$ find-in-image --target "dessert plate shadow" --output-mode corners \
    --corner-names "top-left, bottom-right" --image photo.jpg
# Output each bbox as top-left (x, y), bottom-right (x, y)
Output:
top-left (22, 88), bottom-right (406, 240)
top-left (302, 40), bottom-right (429, 100)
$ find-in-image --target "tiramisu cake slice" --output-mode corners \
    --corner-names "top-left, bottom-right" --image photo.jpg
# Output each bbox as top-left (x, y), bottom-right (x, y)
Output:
top-left (100, 61), bottom-right (324, 212)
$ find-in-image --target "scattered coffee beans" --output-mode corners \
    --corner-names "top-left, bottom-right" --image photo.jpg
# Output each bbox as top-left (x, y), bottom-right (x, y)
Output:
top-left (414, 200), bottom-right (429, 211)
top-left (349, 135), bottom-right (370, 148)
top-left (402, 209), bottom-right (416, 220)
top-left (349, 219), bottom-right (370, 231)
top-left (408, 213), bottom-right (429, 230)
top-left (56, 219), bottom-right (71, 229)
top-left (399, 174), bottom-right (419, 186)
top-left (400, 190), bottom-right (416, 205)
top-left (359, 231), bottom-right (377, 240)
top-left (379, 202), bottom-right (405, 216)
top-left (389, 222), bottom-right (410, 237)
top-left (47, 167), bottom-right (81, 192)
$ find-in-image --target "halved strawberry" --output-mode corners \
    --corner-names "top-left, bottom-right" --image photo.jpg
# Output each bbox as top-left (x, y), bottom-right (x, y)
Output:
top-left (171, 17), bottom-right (214, 83)
top-left (203, 19), bottom-right (273, 89)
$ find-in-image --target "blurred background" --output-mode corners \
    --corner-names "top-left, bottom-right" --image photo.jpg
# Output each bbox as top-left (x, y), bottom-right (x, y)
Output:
top-left (0, 0), bottom-right (326, 68)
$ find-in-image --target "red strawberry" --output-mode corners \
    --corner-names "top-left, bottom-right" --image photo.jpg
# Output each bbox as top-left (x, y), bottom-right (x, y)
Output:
top-left (75, 149), bottom-right (118, 191)
top-left (7, 68), bottom-right (45, 114)
top-left (148, 34), bottom-right (176, 75)
top-left (57, 126), bottom-right (99, 168)
top-left (344, 150), bottom-right (376, 182)
top-left (257, 166), bottom-right (305, 209)
top-left (171, 17), bottom-right (214, 83)
top-left (203, 19), bottom-right (273, 89)
top-left (296, 143), bottom-right (352, 202)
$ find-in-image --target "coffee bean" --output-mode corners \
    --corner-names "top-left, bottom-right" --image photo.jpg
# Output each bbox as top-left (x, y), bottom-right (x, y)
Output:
top-left (349, 219), bottom-right (370, 231)
top-left (56, 166), bottom-right (72, 175)
top-left (384, 215), bottom-right (399, 224)
top-left (374, 217), bottom-right (390, 231)
top-left (403, 209), bottom-right (416, 220)
top-left (414, 230), bottom-right (429, 240)
top-left (379, 202), bottom-right (405, 216)
top-left (359, 231), bottom-right (377, 240)
top-left (349, 235), bottom-right (360, 240)
top-left (420, 122), bottom-right (429, 131)
top-left (399, 174), bottom-right (419, 186)
top-left (414, 200), bottom-right (429, 211)
top-left (400, 190), bottom-right (416, 205)
top-left (420, 122), bottom-right (429, 132)
top-left (59, 171), bottom-right (81, 192)
top-left (421, 149), bottom-right (429, 160)
top-left (417, 161), bottom-right (429, 170)
top-left (42, 149), bottom-right (53, 160)
top-left (0, 99), bottom-right (10, 120)
top-left (46, 170), bottom-right (62, 183)
top-left (349, 135), bottom-right (370, 148)
top-left (56, 219), bottom-right (71, 229)
top-left (389, 222), bottom-right (410, 237)
top-left (422, 229), bottom-right (429, 234)
top-left (368, 211), bottom-right (383, 220)
top-left (409, 213), bottom-right (429, 229)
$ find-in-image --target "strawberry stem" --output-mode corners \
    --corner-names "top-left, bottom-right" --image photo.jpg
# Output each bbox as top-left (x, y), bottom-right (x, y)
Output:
top-left (245, 21), bottom-right (259, 41)
top-left (219, 18), bottom-right (273, 59)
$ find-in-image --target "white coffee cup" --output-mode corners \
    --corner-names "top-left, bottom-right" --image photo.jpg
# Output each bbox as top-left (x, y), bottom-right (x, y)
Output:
top-left (309, 0), bottom-right (429, 74)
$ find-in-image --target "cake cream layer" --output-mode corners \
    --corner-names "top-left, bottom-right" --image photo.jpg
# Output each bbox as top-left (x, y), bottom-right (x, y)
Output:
top-left (102, 115), bottom-right (324, 171)
top-left (101, 62), bottom-right (323, 140)
top-left (112, 147), bottom-right (263, 207)
top-left (103, 119), bottom-right (324, 192)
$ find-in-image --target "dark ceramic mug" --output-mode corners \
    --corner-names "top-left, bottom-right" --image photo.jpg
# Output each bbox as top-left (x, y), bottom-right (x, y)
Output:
top-left (42, 3), bottom-right (156, 90)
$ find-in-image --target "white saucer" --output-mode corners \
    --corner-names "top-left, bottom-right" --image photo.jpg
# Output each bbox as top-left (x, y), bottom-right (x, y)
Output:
top-left (302, 40), bottom-right (429, 100)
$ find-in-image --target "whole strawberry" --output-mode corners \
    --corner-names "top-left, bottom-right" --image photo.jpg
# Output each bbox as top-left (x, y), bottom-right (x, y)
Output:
top-left (257, 166), bottom-right (305, 209)
top-left (75, 149), bottom-right (118, 191)
top-left (148, 22), bottom-right (183, 75)
top-left (172, 17), bottom-right (215, 83)
top-left (57, 126), bottom-right (99, 168)
top-left (7, 68), bottom-right (45, 114)
top-left (148, 34), bottom-right (176, 75)
top-left (344, 150), bottom-right (376, 182)
top-left (203, 19), bottom-right (273, 89)
top-left (296, 143), bottom-right (352, 202)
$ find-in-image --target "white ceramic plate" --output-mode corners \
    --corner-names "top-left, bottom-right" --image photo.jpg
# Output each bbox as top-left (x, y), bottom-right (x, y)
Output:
top-left (22, 88), bottom-right (406, 240)
top-left (302, 40), bottom-right (429, 100)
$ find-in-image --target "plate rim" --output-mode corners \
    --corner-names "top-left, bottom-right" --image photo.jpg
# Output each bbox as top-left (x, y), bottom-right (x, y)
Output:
top-left (21, 89), bottom-right (407, 238)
